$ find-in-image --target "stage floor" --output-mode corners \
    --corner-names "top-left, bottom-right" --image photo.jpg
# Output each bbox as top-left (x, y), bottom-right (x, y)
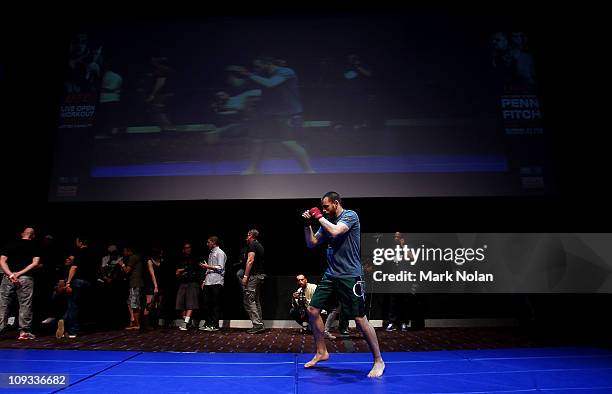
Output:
top-left (0, 326), bottom-right (581, 353)
top-left (2, 347), bottom-right (612, 393)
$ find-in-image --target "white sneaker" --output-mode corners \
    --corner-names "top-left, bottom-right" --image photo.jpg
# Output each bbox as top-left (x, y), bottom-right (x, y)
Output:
top-left (179, 322), bottom-right (188, 331)
top-left (385, 323), bottom-right (396, 332)
top-left (42, 317), bottom-right (56, 325)
top-left (401, 323), bottom-right (408, 331)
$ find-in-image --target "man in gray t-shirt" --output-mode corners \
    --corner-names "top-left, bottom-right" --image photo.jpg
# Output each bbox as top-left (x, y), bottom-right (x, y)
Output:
top-left (302, 191), bottom-right (385, 378)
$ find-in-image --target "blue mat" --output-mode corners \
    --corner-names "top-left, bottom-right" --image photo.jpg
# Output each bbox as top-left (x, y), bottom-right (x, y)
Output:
top-left (1, 347), bottom-right (611, 393)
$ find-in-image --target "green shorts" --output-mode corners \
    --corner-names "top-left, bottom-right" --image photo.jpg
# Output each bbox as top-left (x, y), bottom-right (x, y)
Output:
top-left (309, 274), bottom-right (366, 319)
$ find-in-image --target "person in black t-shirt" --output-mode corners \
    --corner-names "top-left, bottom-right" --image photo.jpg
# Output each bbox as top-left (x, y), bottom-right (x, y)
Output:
top-left (175, 242), bottom-right (201, 331)
top-left (56, 236), bottom-right (96, 339)
top-left (0, 226), bottom-right (41, 340)
top-left (143, 246), bottom-right (164, 329)
top-left (241, 229), bottom-right (266, 334)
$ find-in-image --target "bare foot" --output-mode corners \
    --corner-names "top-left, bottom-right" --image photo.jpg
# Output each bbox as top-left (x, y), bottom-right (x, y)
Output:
top-left (304, 352), bottom-right (329, 368)
top-left (367, 360), bottom-right (385, 378)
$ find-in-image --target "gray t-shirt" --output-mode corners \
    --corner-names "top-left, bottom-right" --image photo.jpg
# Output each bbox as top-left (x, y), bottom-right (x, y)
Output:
top-left (316, 209), bottom-right (363, 278)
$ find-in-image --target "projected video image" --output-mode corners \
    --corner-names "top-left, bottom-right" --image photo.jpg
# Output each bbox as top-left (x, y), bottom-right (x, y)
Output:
top-left (50, 14), bottom-right (547, 200)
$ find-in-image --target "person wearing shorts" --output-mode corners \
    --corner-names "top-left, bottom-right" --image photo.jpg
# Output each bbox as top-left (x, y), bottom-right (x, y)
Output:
top-left (175, 243), bottom-right (201, 331)
top-left (302, 191), bottom-right (385, 378)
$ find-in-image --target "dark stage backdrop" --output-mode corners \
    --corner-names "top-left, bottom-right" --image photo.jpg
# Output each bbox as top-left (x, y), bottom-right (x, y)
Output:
top-left (0, 4), bottom-right (609, 329)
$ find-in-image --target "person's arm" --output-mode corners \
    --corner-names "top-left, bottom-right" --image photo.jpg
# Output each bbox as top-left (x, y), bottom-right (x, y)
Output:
top-left (308, 207), bottom-right (349, 238)
top-left (238, 67), bottom-right (291, 88)
top-left (244, 252), bottom-right (255, 278)
top-left (241, 251), bottom-right (256, 288)
top-left (248, 73), bottom-right (287, 88)
top-left (0, 255), bottom-right (15, 282)
top-left (302, 210), bottom-right (328, 248)
top-left (147, 259), bottom-right (158, 293)
top-left (318, 217), bottom-right (349, 238)
top-left (199, 255), bottom-right (216, 271)
top-left (66, 256), bottom-right (77, 288)
top-left (304, 225), bottom-right (328, 248)
top-left (214, 251), bottom-right (226, 272)
top-left (119, 257), bottom-right (132, 274)
top-left (14, 256), bottom-right (41, 278)
top-left (176, 265), bottom-right (185, 277)
top-left (202, 254), bottom-right (224, 273)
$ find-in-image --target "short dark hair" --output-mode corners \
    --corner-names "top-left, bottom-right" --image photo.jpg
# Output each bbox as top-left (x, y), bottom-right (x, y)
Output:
top-left (248, 229), bottom-right (259, 239)
top-left (208, 236), bottom-right (220, 246)
top-left (321, 191), bottom-right (342, 205)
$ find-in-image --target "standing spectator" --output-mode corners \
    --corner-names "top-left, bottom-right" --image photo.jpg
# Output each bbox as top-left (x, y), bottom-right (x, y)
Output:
top-left (57, 236), bottom-right (97, 339)
top-left (0, 226), bottom-right (41, 340)
top-left (144, 246), bottom-right (164, 329)
top-left (241, 229), bottom-right (266, 334)
top-left (175, 242), bottom-right (201, 331)
top-left (99, 244), bottom-right (128, 329)
top-left (199, 236), bottom-right (226, 332)
top-left (119, 245), bottom-right (144, 331)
